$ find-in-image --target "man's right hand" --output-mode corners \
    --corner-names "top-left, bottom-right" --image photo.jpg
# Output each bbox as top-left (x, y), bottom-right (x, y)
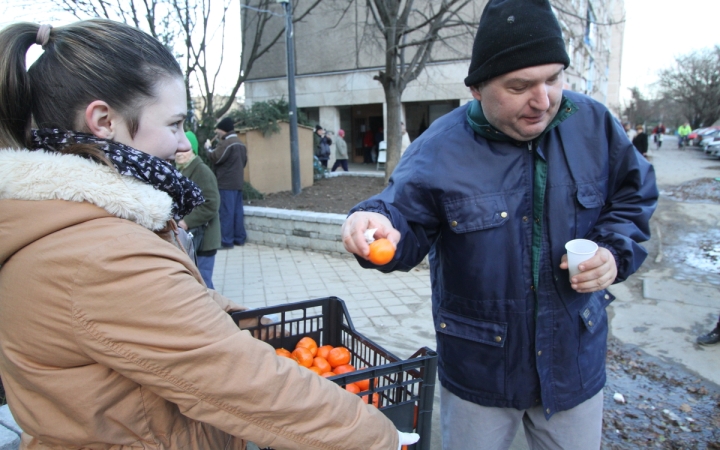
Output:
top-left (342, 211), bottom-right (400, 261)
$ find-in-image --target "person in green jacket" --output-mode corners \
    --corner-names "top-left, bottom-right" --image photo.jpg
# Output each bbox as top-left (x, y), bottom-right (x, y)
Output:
top-left (176, 140), bottom-right (222, 288)
top-left (677, 122), bottom-right (692, 149)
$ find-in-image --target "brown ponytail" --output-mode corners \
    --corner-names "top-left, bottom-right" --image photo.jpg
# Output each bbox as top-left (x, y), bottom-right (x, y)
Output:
top-left (0, 23), bottom-right (36, 148)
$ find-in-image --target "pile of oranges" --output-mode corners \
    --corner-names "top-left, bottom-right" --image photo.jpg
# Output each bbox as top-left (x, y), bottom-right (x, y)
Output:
top-left (276, 336), bottom-right (378, 405)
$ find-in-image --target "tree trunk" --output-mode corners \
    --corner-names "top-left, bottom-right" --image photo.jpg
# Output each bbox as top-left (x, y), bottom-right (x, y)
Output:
top-left (384, 84), bottom-right (403, 184)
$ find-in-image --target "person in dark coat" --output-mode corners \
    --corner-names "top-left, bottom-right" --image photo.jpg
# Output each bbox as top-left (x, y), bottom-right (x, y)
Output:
top-left (340, 0), bottom-right (658, 448)
top-left (207, 117), bottom-right (248, 248)
top-left (632, 125), bottom-right (649, 158)
top-left (176, 146), bottom-right (221, 288)
top-left (313, 124), bottom-right (331, 168)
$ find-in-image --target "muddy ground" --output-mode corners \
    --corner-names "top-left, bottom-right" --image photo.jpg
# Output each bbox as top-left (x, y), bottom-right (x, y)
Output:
top-left (245, 176), bottom-right (386, 215)
top-left (247, 173), bottom-right (720, 449)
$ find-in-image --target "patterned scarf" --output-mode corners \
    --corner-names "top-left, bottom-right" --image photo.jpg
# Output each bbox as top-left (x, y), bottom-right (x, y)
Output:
top-left (31, 129), bottom-right (204, 219)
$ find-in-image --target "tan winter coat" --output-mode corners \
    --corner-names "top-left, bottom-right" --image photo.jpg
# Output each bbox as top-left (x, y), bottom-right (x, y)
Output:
top-left (0, 148), bottom-right (398, 450)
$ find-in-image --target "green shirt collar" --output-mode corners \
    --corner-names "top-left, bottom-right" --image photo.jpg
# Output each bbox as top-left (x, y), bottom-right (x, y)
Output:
top-left (466, 96), bottom-right (578, 144)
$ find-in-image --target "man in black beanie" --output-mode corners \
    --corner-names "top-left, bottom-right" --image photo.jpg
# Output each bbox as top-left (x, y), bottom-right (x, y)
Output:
top-left (341, 0), bottom-right (658, 448)
top-left (207, 117), bottom-right (248, 248)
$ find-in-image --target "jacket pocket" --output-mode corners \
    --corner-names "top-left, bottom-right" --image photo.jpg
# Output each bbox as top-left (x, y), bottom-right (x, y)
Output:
top-left (575, 183), bottom-right (605, 238)
top-left (577, 293), bottom-right (609, 387)
top-left (444, 194), bottom-right (509, 233)
top-left (435, 308), bottom-right (507, 395)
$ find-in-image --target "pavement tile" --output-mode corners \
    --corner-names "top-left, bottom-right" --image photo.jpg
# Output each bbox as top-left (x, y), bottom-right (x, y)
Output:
top-left (386, 305), bottom-right (413, 316)
top-left (362, 306), bottom-right (388, 317)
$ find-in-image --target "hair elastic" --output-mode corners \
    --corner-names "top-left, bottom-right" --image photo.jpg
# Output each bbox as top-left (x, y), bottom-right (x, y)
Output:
top-left (36, 24), bottom-right (52, 48)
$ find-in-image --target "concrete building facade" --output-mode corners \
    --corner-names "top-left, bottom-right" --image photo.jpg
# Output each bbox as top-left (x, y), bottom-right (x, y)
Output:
top-left (243, 0), bottom-right (625, 164)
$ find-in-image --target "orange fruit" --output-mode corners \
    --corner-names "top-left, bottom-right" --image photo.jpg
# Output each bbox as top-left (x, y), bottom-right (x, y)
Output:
top-left (345, 383), bottom-right (360, 394)
top-left (333, 364), bottom-right (355, 375)
top-left (307, 366), bottom-right (323, 375)
top-left (362, 393), bottom-right (380, 408)
top-left (275, 348), bottom-right (292, 358)
top-left (291, 347), bottom-right (314, 368)
top-left (368, 238), bottom-right (395, 265)
top-left (354, 366), bottom-right (375, 391)
top-left (327, 347), bottom-right (351, 368)
top-left (312, 357), bottom-right (332, 374)
top-left (295, 337), bottom-right (318, 357)
top-left (317, 345), bottom-right (334, 359)
top-left (320, 372), bottom-right (336, 378)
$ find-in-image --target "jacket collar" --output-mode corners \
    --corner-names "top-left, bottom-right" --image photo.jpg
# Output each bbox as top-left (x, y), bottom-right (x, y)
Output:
top-left (466, 95), bottom-right (578, 144)
top-left (0, 148), bottom-right (173, 231)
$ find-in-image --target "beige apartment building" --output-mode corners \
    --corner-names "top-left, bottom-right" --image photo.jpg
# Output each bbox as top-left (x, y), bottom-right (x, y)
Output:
top-left (243, 0), bottom-right (625, 164)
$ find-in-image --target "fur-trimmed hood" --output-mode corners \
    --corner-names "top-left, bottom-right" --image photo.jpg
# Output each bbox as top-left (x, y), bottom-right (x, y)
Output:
top-left (0, 148), bottom-right (173, 264)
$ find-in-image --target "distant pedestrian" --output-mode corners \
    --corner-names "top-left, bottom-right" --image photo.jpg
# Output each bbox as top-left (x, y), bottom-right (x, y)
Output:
top-left (624, 123), bottom-right (637, 141)
top-left (331, 129), bottom-right (349, 172)
top-left (632, 125), bottom-right (649, 158)
top-left (176, 148), bottom-right (221, 288)
top-left (401, 122), bottom-right (411, 156)
top-left (207, 117), bottom-right (248, 248)
top-left (652, 123), bottom-right (665, 151)
top-left (677, 122), bottom-right (692, 149)
top-left (697, 314), bottom-right (720, 345)
top-left (314, 124), bottom-right (331, 168)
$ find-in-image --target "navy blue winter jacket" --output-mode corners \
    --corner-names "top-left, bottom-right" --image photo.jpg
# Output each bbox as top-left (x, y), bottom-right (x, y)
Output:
top-left (351, 91), bottom-right (658, 417)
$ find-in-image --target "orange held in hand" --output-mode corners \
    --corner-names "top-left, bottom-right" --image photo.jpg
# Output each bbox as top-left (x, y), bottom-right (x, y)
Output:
top-left (368, 238), bottom-right (395, 265)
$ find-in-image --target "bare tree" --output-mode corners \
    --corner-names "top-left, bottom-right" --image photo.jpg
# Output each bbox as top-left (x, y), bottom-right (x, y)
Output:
top-left (363, 0), bottom-right (477, 181)
top-left (658, 46), bottom-right (720, 129)
top-left (56, 0), bottom-right (322, 144)
top-left (621, 87), bottom-right (653, 126)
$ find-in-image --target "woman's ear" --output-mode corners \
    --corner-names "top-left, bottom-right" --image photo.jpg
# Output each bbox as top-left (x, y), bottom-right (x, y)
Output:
top-left (84, 100), bottom-right (121, 140)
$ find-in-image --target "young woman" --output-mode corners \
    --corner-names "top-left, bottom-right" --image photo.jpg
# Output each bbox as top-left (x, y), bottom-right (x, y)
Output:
top-left (0, 20), bottom-right (416, 450)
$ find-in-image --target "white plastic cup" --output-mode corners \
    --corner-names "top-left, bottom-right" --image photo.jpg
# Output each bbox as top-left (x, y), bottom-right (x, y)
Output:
top-left (565, 239), bottom-right (598, 278)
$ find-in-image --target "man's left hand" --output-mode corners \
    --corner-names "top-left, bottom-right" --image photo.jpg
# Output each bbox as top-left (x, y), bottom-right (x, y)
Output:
top-left (559, 247), bottom-right (617, 293)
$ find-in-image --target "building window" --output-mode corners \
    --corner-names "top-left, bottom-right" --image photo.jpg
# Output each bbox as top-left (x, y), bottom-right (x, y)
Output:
top-left (584, 5), bottom-right (596, 49)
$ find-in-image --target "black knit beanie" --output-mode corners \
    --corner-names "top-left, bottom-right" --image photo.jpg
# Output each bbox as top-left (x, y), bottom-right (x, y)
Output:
top-left (464, 0), bottom-right (570, 87)
top-left (216, 117), bottom-right (235, 132)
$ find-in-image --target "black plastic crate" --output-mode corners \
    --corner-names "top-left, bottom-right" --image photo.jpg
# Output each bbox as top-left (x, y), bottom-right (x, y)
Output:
top-left (231, 297), bottom-right (437, 450)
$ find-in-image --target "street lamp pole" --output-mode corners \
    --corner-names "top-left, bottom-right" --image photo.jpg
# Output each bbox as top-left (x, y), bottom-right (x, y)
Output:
top-left (277, 0), bottom-right (301, 195)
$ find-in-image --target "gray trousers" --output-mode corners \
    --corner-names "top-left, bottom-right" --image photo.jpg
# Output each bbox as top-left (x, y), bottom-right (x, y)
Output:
top-left (441, 386), bottom-right (603, 450)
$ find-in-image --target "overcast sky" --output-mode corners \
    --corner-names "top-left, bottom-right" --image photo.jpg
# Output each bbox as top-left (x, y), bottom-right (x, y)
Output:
top-left (620, 0), bottom-right (720, 101)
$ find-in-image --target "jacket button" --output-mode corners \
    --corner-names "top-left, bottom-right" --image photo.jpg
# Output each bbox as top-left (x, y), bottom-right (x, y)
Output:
top-left (440, 322), bottom-right (447, 328)
top-left (605, 294), bottom-right (610, 300)
top-left (537, 350), bottom-right (542, 356)
top-left (522, 216), bottom-right (528, 222)
top-left (530, 285), bottom-right (535, 291)
top-left (450, 221), bottom-right (458, 227)
top-left (500, 212), bottom-right (508, 218)
top-left (546, 408), bottom-right (551, 414)
top-left (588, 320), bottom-right (594, 327)
top-left (495, 336), bottom-right (502, 342)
